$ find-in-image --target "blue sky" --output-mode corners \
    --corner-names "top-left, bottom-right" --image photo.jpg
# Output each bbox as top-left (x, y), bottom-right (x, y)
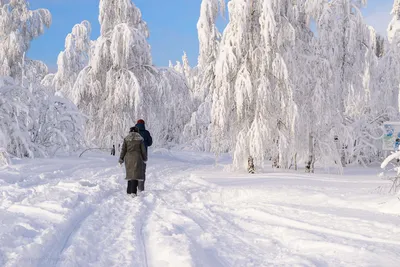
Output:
top-left (27, 0), bottom-right (394, 72)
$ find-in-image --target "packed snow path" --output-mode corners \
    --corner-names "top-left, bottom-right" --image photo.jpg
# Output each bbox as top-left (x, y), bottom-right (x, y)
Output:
top-left (1, 150), bottom-right (400, 266)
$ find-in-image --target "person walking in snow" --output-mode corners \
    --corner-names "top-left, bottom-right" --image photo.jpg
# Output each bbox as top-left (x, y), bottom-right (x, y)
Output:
top-left (119, 126), bottom-right (148, 197)
top-left (135, 119), bottom-right (152, 190)
top-left (111, 145), bottom-right (116, 156)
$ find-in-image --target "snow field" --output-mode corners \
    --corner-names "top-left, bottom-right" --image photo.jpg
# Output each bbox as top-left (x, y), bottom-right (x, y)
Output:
top-left (1, 150), bottom-right (399, 266)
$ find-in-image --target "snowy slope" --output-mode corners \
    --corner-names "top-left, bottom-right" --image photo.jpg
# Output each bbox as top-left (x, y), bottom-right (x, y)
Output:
top-left (0, 150), bottom-right (399, 267)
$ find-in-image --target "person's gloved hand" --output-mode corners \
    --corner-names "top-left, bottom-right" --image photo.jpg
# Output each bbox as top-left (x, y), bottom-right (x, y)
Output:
top-left (118, 159), bottom-right (123, 165)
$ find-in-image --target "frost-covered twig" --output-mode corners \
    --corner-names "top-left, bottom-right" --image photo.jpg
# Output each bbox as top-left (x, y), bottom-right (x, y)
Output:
top-left (381, 150), bottom-right (400, 193)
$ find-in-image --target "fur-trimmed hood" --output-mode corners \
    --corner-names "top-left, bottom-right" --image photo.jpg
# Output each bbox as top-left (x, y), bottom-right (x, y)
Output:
top-left (125, 132), bottom-right (144, 142)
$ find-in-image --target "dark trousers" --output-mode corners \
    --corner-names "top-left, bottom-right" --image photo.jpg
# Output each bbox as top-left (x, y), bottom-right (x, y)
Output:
top-left (127, 180), bottom-right (144, 194)
top-left (127, 180), bottom-right (138, 194)
top-left (127, 163), bottom-right (147, 194)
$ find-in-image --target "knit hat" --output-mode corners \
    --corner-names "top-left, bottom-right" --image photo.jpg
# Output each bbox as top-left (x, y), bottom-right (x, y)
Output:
top-left (137, 119), bottom-right (145, 124)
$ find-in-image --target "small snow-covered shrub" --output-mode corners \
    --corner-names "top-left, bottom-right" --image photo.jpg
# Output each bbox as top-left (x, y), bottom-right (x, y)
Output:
top-left (0, 77), bottom-right (84, 158)
top-left (0, 148), bottom-right (10, 167)
top-left (380, 150), bottom-right (400, 193)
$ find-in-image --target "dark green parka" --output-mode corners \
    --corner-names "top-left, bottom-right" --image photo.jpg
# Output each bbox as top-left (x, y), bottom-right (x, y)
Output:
top-left (119, 132), bottom-right (148, 180)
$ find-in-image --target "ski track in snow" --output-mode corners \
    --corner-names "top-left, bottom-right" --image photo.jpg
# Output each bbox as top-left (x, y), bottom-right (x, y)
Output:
top-left (1, 150), bottom-right (400, 266)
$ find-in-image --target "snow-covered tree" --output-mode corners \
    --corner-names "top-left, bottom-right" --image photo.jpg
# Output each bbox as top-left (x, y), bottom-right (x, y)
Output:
top-left (0, 147), bottom-right (10, 167)
top-left (0, 0), bottom-right (51, 80)
top-left (194, 0), bottom-right (225, 102)
top-left (332, 0), bottom-right (400, 168)
top-left (375, 0), bottom-right (400, 116)
top-left (172, 52), bottom-right (193, 88)
top-left (292, 0), bottom-right (387, 171)
top-left (182, 52), bottom-right (192, 82)
top-left (181, 0), bottom-right (395, 172)
top-left (388, 0), bottom-right (400, 43)
top-left (208, 0), bottom-right (303, 169)
top-left (380, 149), bottom-right (400, 193)
top-left (0, 77), bottom-right (84, 158)
top-left (181, 0), bottom-right (225, 151)
top-left (73, 0), bottom-right (192, 148)
top-left (0, 0), bottom-right (84, 159)
top-left (42, 21), bottom-right (92, 99)
top-left (197, 0), bottom-right (225, 70)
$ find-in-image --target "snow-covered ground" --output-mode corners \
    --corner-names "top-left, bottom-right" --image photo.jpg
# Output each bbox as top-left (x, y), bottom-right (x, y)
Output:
top-left (1, 149), bottom-right (399, 267)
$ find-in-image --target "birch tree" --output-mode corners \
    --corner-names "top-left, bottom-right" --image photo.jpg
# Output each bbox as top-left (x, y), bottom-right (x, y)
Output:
top-left (0, 0), bottom-right (84, 159)
top-left (0, 0), bottom-right (51, 80)
top-left (42, 21), bottom-right (92, 99)
top-left (182, 0), bottom-right (225, 151)
top-left (73, 0), bottom-right (192, 147)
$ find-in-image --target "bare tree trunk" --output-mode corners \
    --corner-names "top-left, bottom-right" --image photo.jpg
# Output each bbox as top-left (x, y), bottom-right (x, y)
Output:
top-left (272, 137), bottom-right (280, 168)
top-left (272, 157), bottom-right (279, 168)
top-left (289, 153), bottom-right (298, 170)
top-left (248, 156), bottom-right (255, 174)
top-left (341, 144), bottom-right (347, 167)
top-left (334, 135), bottom-right (346, 167)
top-left (306, 134), bottom-right (315, 173)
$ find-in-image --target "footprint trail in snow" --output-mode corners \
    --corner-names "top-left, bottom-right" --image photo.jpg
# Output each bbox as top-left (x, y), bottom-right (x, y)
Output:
top-left (1, 150), bottom-right (399, 266)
